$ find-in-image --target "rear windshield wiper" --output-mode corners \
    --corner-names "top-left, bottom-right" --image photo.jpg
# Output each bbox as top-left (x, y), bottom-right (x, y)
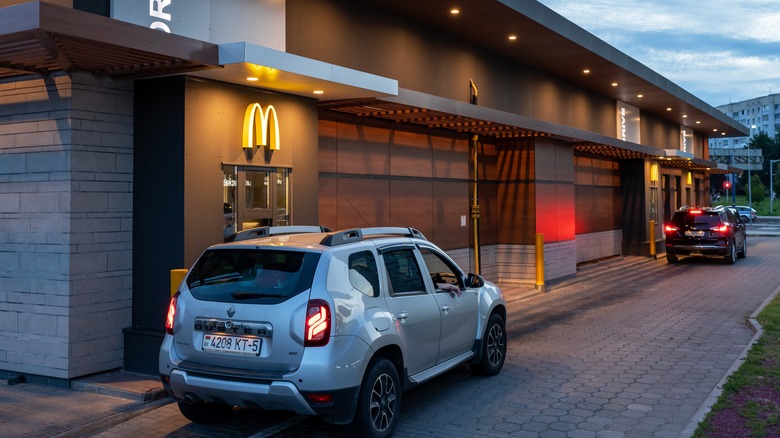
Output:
top-left (190, 272), bottom-right (242, 287)
top-left (231, 291), bottom-right (287, 300)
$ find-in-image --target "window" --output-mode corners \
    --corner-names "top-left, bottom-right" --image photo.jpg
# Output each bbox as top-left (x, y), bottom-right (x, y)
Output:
top-left (223, 166), bottom-right (290, 240)
top-left (382, 249), bottom-right (425, 296)
top-left (420, 248), bottom-right (463, 293)
top-left (348, 251), bottom-right (380, 297)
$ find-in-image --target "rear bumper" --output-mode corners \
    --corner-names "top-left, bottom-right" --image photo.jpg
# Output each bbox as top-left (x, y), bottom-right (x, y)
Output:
top-left (167, 369), bottom-right (317, 414)
top-left (666, 244), bottom-right (728, 255)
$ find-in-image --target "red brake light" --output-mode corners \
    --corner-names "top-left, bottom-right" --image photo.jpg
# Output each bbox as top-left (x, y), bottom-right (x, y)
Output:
top-left (305, 299), bottom-right (331, 347)
top-left (664, 225), bottom-right (678, 233)
top-left (165, 292), bottom-right (179, 335)
top-left (305, 393), bottom-right (334, 404)
top-left (711, 224), bottom-right (729, 232)
top-left (689, 209), bottom-right (702, 215)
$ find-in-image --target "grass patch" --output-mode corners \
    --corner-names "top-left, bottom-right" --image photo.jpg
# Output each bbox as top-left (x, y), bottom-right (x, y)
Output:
top-left (693, 292), bottom-right (780, 437)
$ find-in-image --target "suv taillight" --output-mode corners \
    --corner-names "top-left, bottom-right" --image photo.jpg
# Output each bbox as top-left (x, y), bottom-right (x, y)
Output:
top-left (664, 225), bottom-right (678, 233)
top-left (305, 299), bottom-right (331, 347)
top-left (165, 292), bottom-right (180, 335)
top-left (711, 224), bottom-right (729, 233)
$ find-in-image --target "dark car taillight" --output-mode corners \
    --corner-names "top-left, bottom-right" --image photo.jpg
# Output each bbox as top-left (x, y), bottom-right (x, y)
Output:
top-left (711, 224), bottom-right (729, 233)
top-left (664, 225), bottom-right (678, 234)
top-left (165, 292), bottom-right (180, 335)
top-left (305, 299), bottom-right (331, 347)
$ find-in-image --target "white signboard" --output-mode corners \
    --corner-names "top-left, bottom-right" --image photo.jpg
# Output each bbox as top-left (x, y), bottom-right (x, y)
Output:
top-left (616, 101), bottom-right (641, 144)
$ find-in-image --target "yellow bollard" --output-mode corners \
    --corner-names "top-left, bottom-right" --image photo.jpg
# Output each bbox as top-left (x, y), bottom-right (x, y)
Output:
top-left (535, 233), bottom-right (546, 292)
top-left (649, 220), bottom-right (657, 259)
top-left (170, 269), bottom-right (188, 296)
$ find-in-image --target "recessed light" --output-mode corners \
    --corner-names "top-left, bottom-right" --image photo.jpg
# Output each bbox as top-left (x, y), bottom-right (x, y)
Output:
top-left (247, 77), bottom-right (259, 82)
top-left (583, 69), bottom-right (590, 74)
top-left (450, 8), bottom-right (460, 14)
top-left (508, 35), bottom-right (517, 41)
top-left (682, 114), bottom-right (688, 118)
top-left (721, 132), bottom-right (726, 135)
top-left (713, 128), bottom-right (718, 131)
top-left (637, 94), bottom-right (643, 98)
top-left (611, 82), bottom-right (618, 87)
top-left (696, 121), bottom-right (701, 124)
top-left (313, 90), bottom-right (324, 95)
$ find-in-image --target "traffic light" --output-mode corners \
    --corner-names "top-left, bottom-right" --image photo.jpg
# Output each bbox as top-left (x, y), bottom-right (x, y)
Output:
top-left (723, 181), bottom-right (731, 189)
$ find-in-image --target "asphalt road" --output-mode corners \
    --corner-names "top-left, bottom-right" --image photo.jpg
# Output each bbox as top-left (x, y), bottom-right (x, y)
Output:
top-left (89, 236), bottom-right (780, 438)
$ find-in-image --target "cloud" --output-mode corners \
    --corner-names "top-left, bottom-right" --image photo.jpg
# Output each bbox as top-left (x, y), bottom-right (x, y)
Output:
top-left (538, 0), bottom-right (780, 106)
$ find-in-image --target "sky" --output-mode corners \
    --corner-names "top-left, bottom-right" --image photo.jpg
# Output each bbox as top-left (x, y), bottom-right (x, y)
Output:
top-left (536, 0), bottom-right (780, 108)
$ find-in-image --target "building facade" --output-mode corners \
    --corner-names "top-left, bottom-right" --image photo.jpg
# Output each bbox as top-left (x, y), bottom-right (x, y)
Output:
top-left (0, 0), bottom-right (746, 380)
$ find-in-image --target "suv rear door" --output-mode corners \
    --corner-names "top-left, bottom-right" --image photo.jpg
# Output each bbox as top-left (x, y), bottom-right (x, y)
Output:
top-left (172, 247), bottom-right (320, 374)
top-left (379, 246), bottom-right (441, 376)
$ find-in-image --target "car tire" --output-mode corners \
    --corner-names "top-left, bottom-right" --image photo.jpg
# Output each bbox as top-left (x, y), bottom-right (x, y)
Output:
top-left (470, 313), bottom-right (507, 376)
top-left (738, 237), bottom-right (747, 258)
top-left (350, 358), bottom-right (401, 438)
top-left (177, 401), bottom-right (233, 423)
top-left (666, 253), bottom-right (678, 264)
top-left (724, 240), bottom-right (737, 264)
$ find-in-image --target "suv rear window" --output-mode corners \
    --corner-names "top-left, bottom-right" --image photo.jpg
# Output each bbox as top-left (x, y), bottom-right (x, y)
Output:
top-left (186, 249), bottom-right (320, 302)
top-left (671, 211), bottom-right (721, 228)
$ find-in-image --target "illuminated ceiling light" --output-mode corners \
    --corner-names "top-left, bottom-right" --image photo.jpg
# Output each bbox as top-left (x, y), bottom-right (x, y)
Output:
top-left (666, 107), bottom-right (672, 111)
top-left (246, 77), bottom-right (259, 82)
top-left (682, 114), bottom-right (688, 118)
top-left (313, 90), bottom-right (324, 95)
top-left (450, 8), bottom-right (460, 14)
top-left (696, 121), bottom-right (701, 124)
top-left (721, 132), bottom-right (726, 135)
top-left (611, 82), bottom-right (618, 87)
top-left (713, 128), bottom-right (718, 132)
top-left (583, 69), bottom-right (590, 74)
top-left (508, 35), bottom-right (517, 41)
top-left (637, 94), bottom-right (643, 98)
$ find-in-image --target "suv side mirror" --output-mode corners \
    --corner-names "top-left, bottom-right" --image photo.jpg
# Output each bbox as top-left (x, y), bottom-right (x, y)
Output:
top-left (466, 273), bottom-right (485, 288)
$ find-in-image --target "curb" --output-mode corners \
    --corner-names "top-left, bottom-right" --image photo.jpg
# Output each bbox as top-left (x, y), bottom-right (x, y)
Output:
top-left (680, 283), bottom-right (780, 437)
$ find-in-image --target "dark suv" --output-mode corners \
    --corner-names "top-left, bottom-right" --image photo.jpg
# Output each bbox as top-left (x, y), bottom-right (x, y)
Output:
top-left (664, 206), bottom-right (747, 264)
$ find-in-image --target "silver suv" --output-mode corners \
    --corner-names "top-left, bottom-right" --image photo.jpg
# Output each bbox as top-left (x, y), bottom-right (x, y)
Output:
top-left (159, 226), bottom-right (507, 437)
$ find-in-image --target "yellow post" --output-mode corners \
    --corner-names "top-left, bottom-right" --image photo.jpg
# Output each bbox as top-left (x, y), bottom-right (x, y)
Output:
top-left (170, 269), bottom-right (188, 296)
top-left (649, 220), bottom-right (657, 259)
top-left (535, 233), bottom-right (546, 292)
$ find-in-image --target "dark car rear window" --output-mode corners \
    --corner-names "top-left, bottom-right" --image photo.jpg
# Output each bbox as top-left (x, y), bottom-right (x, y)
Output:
top-left (671, 211), bottom-right (721, 228)
top-left (186, 249), bottom-right (320, 302)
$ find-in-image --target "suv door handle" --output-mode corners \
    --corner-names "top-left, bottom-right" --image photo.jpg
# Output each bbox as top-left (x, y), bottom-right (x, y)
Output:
top-left (395, 312), bottom-right (409, 322)
top-left (440, 305), bottom-right (452, 314)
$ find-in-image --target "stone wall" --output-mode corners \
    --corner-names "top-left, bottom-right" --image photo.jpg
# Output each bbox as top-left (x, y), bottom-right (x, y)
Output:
top-left (0, 72), bottom-right (133, 379)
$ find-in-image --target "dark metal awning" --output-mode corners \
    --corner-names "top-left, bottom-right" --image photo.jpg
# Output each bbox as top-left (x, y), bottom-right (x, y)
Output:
top-left (0, 1), bottom-right (219, 79)
top-left (320, 95), bottom-right (734, 174)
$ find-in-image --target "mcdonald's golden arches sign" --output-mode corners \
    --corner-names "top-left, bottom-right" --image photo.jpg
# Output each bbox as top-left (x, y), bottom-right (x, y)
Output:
top-left (242, 102), bottom-right (280, 150)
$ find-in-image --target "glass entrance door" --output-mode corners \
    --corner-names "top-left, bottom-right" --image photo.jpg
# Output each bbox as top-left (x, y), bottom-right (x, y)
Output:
top-left (223, 166), bottom-right (289, 240)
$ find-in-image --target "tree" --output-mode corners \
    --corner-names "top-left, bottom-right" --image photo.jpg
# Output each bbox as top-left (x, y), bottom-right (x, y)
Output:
top-left (750, 173), bottom-right (766, 203)
top-left (748, 131), bottom-right (775, 186)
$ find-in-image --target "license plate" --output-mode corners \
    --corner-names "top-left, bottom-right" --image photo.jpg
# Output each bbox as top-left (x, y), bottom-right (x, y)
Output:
top-left (202, 334), bottom-right (261, 356)
top-left (685, 230), bottom-right (705, 237)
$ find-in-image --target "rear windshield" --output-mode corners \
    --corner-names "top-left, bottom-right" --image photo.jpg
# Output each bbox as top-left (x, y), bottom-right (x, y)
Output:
top-left (186, 249), bottom-right (320, 303)
top-left (671, 212), bottom-right (721, 228)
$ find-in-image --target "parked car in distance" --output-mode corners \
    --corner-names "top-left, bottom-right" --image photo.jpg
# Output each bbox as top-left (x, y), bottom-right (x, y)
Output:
top-left (664, 206), bottom-right (747, 264)
top-left (159, 226), bottom-right (507, 438)
top-left (713, 204), bottom-right (757, 222)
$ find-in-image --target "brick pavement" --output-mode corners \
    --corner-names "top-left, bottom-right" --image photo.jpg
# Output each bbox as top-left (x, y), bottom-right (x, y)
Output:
top-left (2, 237), bottom-right (780, 437)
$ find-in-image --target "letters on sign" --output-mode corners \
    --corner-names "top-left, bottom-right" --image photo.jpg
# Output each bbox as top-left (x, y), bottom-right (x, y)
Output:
top-left (243, 103), bottom-right (280, 150)
top-left (150, 0), bottom-right (172, 33)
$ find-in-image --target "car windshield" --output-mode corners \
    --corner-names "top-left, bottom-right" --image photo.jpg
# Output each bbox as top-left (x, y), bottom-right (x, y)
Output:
top-left (186, 249), bottom-right (320, 302)
top-left (681, 213), bottom-right (720, 228)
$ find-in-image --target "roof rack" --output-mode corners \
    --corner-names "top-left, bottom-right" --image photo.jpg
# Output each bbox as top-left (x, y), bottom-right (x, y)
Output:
top-left (228, 225), bottom-right (331, 242)
top-left (319, 227), bottom-right (427, 246)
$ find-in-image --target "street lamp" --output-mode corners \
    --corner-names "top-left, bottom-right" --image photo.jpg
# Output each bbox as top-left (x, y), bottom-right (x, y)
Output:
top-left (772, 160), bottom-right (777, 213)
top-left (748, 125), bottom-right (756, 224)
